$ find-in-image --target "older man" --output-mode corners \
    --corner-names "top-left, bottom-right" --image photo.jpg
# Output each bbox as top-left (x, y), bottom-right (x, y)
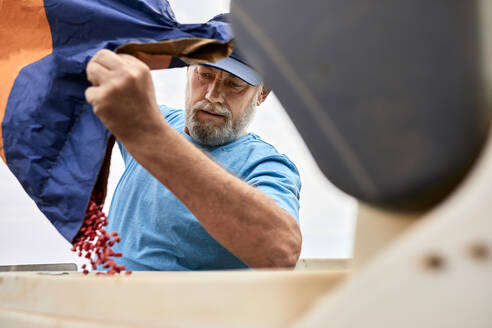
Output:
top-left (85, 15), bottom-right (301, 271)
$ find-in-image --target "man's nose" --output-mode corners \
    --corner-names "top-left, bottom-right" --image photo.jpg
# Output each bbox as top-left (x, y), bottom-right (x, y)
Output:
top-left (205, 79), bottom-right (225, 104)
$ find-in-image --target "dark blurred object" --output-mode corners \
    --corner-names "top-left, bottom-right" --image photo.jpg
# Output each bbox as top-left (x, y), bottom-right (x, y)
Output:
top-left (230, 0), bottom-right (490, 211)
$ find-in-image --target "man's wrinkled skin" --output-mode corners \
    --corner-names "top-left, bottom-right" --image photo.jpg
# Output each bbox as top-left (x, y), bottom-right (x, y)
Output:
top-left (85, 49), bottom-right (302, 268)
top-left (184, 65), bottom-right (263, 146)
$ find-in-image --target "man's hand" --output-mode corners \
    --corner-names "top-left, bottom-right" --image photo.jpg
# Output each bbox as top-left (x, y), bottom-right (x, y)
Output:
top-left (85, 49), bottom-right (163, 142)
top-left (86, 50), bottom-right (302, 269)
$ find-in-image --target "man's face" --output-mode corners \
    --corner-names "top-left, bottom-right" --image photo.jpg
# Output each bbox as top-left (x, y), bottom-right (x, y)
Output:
top-left (184, 65), bottom-right (263, 146)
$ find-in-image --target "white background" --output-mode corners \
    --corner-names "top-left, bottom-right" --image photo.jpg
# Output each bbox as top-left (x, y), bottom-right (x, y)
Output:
top-left (0, 0), bottom-right (356, 268)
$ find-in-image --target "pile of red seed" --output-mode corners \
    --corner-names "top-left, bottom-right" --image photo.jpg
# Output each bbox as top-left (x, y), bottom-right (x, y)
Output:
top-left (72, 195), bottom-right (131, 276)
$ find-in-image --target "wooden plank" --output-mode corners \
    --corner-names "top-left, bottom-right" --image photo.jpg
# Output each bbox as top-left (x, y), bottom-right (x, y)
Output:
top-left (0, 270), bottom-right (346, 327)
top-left (295, 258), bottom-right (351, 271)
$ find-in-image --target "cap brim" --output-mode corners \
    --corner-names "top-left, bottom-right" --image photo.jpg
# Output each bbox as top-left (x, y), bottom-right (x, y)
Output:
top-left (203, 57), bottom-right (262, 86)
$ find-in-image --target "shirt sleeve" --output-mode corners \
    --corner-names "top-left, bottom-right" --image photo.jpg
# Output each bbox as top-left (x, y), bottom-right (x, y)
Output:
top-left (117, 141), bottom-right (130, 166)
top-left (243, 154), bottom-right (301, 223)
top-left (159, 104), bottom-right (183, 124)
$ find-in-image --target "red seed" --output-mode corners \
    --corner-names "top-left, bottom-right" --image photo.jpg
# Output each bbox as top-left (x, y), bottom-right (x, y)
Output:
top-left (72, 197), bottom-right (126, 277)
top-left (83, 270), bottom-right (89, 275)
top-left (125, 270), bottom-right (132, 275)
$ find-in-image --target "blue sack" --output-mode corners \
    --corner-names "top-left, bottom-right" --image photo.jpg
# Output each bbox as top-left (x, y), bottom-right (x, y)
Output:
top-left (0, 0), bottom-right (233, 242)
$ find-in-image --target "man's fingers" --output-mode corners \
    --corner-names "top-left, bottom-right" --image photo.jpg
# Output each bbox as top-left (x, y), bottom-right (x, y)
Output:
top-left (85, 86), bottom-right (101, 107)
top-left (119, 53), bottom-right (151, 70)
top-left (91, 49), bottom-right (123, 70)
top-left (88, 50), bottom-right (150, 85)
top-left (86, 61), bottom-right (111, 86)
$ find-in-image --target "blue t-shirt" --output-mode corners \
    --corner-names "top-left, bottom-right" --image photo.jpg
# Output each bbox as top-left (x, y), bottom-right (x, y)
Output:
top-left (106, 105), bottom-right (301, 270)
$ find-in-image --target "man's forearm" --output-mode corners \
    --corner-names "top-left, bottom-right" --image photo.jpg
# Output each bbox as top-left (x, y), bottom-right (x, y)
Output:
top-left (84, 50), bottom-right (301, 268)
top-left (118, 116), bottom-right (302, 268)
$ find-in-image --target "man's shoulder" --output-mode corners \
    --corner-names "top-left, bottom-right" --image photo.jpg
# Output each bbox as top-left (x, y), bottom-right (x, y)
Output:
top-left (232, 134), bottom-right (302, 221)
top-left (228, 133), bottom-right (300, 176)
top-left (159, 105), bottom-right (184, 122)
top-left (242, 133), bottom-right (292, 158)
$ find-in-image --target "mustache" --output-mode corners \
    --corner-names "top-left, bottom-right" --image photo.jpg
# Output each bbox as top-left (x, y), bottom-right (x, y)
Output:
top-left (191, 100), bottom-right (232, 119)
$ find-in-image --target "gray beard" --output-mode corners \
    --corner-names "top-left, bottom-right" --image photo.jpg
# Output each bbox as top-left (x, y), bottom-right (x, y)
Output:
top-left (184, 89), bottom-right (258, 147)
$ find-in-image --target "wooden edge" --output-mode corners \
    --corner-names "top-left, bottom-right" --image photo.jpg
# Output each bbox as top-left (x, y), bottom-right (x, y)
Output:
top-left (0, 270), bottom-right (347, 328)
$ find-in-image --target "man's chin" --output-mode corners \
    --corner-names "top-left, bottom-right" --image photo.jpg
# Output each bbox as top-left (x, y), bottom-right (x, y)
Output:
top-left (189, 125), bottom-right (235, 146)
top-left (186, 113), bottom-right (237, 146)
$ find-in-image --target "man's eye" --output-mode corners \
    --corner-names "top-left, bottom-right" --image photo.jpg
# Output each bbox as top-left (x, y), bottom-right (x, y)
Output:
top-left (225, 80), bottom-right (245, 89)
top-left (200, 72), bottom-right (213, 79)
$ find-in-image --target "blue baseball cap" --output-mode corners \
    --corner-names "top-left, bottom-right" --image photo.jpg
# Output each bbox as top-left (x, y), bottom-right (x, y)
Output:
top-left (204, 14), bottom-right (262, 86)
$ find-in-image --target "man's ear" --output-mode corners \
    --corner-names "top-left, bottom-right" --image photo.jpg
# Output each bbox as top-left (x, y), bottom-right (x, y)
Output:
top-left (256, 85), bottom-right (271, 106)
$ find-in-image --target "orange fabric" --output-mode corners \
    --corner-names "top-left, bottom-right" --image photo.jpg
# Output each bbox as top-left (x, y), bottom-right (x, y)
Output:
top-left (0, 0), bottom-right (53, 163)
